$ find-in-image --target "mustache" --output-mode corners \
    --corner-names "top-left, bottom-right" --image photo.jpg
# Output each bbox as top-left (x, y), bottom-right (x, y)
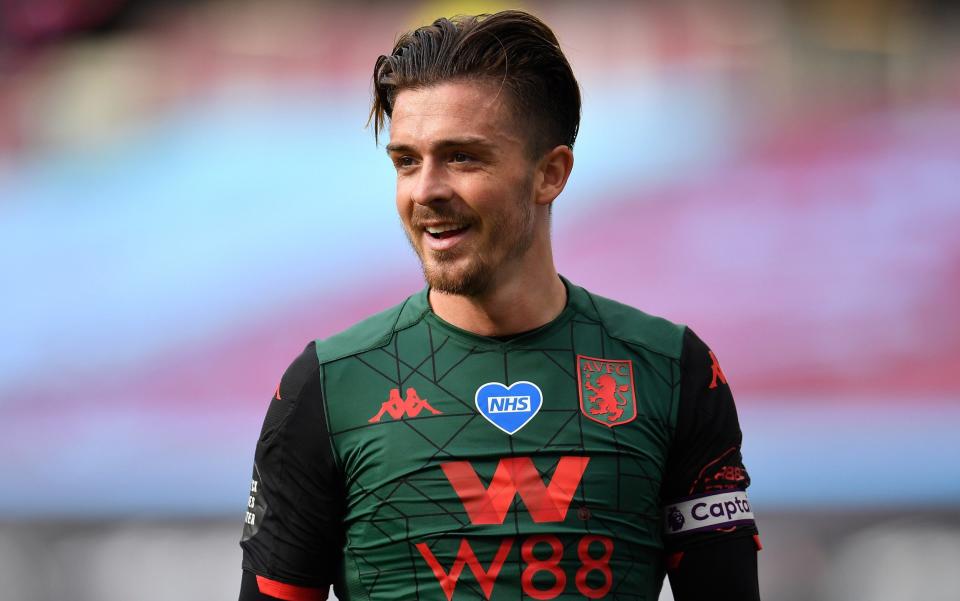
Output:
top-left (410, 206), bottom-right (475, 228)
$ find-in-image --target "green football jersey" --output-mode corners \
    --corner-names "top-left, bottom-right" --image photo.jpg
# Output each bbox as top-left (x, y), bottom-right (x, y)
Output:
top-left (240, 277), bottom-right (757, 600)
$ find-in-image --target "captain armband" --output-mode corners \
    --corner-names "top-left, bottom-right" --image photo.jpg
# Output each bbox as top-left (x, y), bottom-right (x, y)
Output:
top-left (663, 490), bottom-right (755, 536)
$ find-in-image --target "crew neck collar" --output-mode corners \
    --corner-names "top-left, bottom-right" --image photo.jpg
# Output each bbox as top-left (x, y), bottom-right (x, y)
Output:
top-left (409, 275), bottom-right (591, 350)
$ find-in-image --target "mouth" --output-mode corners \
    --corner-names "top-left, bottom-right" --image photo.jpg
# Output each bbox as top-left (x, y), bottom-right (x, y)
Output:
top-left (420, 222), bottom-right (472, 251)
top-left (425, 223), bottom-right (470, 239)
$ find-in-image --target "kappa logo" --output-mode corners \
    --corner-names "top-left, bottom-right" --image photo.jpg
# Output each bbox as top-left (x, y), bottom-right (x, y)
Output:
top-left (475, 381), bottom-right (543, 435)
top-left (368, 387), bottom-right (442, 423)
top-left (708, 350), bottom-right (728, 389)
top-left (576, 355), bottom-right (637, 427)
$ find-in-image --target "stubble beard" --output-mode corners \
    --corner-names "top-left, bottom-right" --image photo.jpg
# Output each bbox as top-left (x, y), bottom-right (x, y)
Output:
top-left (408, 182), bottom-right (536, 298)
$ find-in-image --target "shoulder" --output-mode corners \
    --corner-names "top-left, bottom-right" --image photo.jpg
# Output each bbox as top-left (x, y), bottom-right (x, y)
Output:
top-left (679, 327), bottom-right (713, 370)
top-left (313, 290), bottom-right (430, 365)
top-left (571, 282), bottom-right (686, 360)
top-left (258, 340), bottom-right (325, 445)
top-left (277, 341), bottom-right (321, 399)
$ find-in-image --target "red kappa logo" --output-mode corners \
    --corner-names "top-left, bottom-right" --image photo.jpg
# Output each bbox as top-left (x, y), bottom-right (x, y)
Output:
top-left (368, 387), bottom-right (442, 423)
top-left (708, 350), bottom-right (727, 389)
top-left (576, 355), bottom-right (637, 427)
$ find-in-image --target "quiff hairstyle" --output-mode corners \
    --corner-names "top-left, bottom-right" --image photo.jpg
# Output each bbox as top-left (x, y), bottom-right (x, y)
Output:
top-left (369, 10), bottom-right (581, 157)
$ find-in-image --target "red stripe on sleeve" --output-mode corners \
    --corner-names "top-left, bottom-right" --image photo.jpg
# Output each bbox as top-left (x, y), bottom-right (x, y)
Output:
top-left (753, 534), bottom-right (763, 551)
top-left (666, 551), bottom-right (684, 570)
top-left (255, 575), bottom-right (327, 601)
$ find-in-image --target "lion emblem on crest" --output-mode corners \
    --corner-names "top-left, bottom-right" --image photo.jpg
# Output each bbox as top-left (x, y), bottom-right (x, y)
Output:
top-left (585, 373), bottom-right (631, 422)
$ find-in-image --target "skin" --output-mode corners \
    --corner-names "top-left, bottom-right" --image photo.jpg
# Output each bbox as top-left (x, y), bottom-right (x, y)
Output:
top-left (387, 79), bottom-right (575, 336)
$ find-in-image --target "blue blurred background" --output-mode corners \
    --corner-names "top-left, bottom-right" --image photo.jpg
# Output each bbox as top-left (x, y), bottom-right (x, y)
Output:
top-left (1, 0), bottom-right (959, 599)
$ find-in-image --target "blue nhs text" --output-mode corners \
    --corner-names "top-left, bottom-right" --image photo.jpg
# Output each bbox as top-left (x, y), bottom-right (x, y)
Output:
top-left (487, 395), bottom-right (531, 413)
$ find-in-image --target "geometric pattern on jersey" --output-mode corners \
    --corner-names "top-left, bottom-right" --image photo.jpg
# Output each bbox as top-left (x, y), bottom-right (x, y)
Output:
top-left (319, 278), bottom-right (685, 600)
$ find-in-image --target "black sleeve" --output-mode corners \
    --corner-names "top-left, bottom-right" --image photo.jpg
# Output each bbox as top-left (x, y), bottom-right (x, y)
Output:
top-left (667, 536), bottom-right (760, 601)
top-left (661, 328), bottom-right (760, 598)
top-left (238, 342), bottom-right (344, 601)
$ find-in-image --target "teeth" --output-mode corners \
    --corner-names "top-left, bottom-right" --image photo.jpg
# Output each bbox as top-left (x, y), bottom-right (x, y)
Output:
top-left (425, 224), bottom-right (465, 234)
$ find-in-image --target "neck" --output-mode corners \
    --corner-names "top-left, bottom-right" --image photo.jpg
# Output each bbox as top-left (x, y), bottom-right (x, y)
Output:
top-left (429, 265), bottom-right (567, 337)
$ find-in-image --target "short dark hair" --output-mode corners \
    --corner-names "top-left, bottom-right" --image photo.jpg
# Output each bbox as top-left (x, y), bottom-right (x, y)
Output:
top-left (369, 10), bottom-right (581, 157)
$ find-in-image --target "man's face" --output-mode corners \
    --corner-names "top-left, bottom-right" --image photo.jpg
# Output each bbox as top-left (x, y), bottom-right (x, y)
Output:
top-left (387, 80), bottom-right (540, 297)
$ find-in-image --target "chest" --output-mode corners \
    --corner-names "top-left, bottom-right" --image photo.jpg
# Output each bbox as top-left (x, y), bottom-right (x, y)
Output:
top-left (323, 337), bottom-right (679, 519)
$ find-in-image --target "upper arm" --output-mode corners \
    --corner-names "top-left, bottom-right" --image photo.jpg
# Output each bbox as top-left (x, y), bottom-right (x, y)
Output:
top-left (239, 342), bottom-right (343, 600)
top-left (661, 328), bottom-right (760, 597)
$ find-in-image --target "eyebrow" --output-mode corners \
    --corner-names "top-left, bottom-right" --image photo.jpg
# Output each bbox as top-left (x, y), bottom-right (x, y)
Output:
top-left (385, 136), bottom-right (495, 155)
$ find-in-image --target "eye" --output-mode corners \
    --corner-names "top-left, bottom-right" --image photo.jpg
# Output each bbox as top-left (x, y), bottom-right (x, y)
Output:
top-left (451, 152), bottom-right (470, 163)
top-left (393, 156), bottom-right (416, 169)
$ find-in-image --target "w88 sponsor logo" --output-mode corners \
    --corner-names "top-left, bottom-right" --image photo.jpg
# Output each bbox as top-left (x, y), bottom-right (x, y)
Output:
top-left (416, 534), bottom-right (613, 600)
top-left (414, 455), bottom-right (614, 600)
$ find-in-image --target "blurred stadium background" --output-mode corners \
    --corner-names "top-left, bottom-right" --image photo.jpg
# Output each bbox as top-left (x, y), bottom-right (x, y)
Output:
top-left (1, 0), bottom-right (959, 599)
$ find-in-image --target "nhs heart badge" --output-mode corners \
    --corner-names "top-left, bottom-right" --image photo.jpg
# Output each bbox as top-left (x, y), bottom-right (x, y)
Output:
top-left (475, 381), bottom-right (543, 435)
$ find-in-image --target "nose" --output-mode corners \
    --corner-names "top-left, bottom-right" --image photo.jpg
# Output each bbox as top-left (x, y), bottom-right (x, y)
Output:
top-left (410, 158), bottom-right (454, 206)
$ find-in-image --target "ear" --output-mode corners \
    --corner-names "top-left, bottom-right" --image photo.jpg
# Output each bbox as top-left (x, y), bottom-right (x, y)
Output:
top-left (534, 145), bottom-right (574, 206)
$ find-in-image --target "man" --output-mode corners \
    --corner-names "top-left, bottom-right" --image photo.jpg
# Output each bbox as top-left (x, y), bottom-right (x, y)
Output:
top-left (239, 10), bottom-right (760, 601)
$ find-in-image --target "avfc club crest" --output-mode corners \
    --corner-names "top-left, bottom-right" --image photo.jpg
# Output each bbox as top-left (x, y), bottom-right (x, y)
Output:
top-left (576, 355), bottom-right (637, 427)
